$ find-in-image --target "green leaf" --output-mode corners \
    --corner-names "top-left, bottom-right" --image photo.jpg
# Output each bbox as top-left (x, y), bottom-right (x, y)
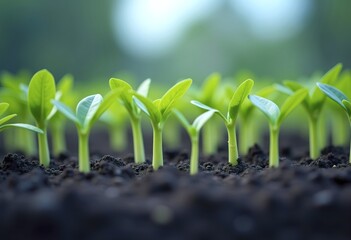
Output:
top-left (76, 94), bottom-right (103, 129)
top-left (201, 73), bottom-right (220, 103)
top-left (52, 100), bottom-right (79, 124)
top-left (91, 90), bottom-right (120, 125)
top-left (137, 79), bottom-right (151, 97)
top-left (228, 79), bottom-right (254, 120)
top-left (0, 114), bottom-right (17, 125)
top-left (190, 100), bottom-right (226, 121)
top-left (28, 69), bottom-right (56, 125)
top-left (342, 100), bottom-right (351, 117)
top-left (317, 82), bottom-right (349, 110)
top-left (0, 102), bottom-right (9, 116)
top-left (57, 74), bottom-right (73, 93)
top-left (109, 78), bottom-right (134, 113)
top-left (274, 84), bottom-right (294, 95)
top-left (159, 79), bottom-right (192, 117)
top-left (172, 109), bottom-right (191, 131)
top-left (277, 89), bottom-right (308, 125)
top-left (310, 64), bottom-right (342, 110)
top-left (109, 78), bottom-right (133, 91)
top-left (193, 110), bottom-right (215, 131)
top-left (248, 95), bottom-right (280, 125)
top-left (0, 123), bottom-right (44, 133)
top-left (133, 94), bottom-right (161, 125)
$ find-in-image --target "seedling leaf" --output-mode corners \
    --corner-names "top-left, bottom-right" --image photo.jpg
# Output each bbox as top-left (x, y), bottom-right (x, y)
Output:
top-left (317, 82), bottom-right (349, 110)
top-left (193, 110), bottom-right (216, 131)
top-left (277, 89), bottom-right (308, 125)
top-left (91, 90), bottom-right (120, 124)
top-left (190, 100), bottom-right (226, 121)
top-left (76, 94), bottom-right (103, 129)
top-left (133, 95), bottom-right (161, 124)
top-left (52, 100), bottom-right (79, 124)
top-left (0, 103), bottom-right (9, 116)
top-left (248, 95), bottom-right (280, 125)
top-left (28, 69), bottom-right (56, 125)
top-left (228, 79), bottom-right (254, 119)
top-left (137, 79), bottom-right (151, 97)
top-left (172, 109), bottom-right (190, 131)
top-left (0, 123), bottom-right (43, 133)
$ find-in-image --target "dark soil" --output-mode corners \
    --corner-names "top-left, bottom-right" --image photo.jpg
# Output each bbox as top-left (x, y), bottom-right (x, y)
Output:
top-left (1, 144), bottom-right (351, 240)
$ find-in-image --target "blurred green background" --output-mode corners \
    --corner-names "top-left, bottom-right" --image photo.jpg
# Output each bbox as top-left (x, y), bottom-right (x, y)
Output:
top-left (1, 0), bottom-right (350, 84)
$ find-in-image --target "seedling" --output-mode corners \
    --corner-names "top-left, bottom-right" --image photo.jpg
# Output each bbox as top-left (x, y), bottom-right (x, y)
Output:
top-left (173, 109), bottom-right (215, 175)
top-left (191, 79), bottom-right (254, 165)
top-left (248, 89), bottom-right (308, 167)
top-left (133, 79), bottom-right (192, 170)
top-left (28, 69), bottom-right (57, 167)
top-left (53, 90), bottom-right (120, 173)
top-left (109, 78), bottom-right (151, 163)
top-left (284, 64), bottom-right (342, 159)
top-left (0, 102), bottom-right (43, 134)
top-left (317, 82), bottom-right (351, 163)
top-left (50, 74), bottom-right (75, 155)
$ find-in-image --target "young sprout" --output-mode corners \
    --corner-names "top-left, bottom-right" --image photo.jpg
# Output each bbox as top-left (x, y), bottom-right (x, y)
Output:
top-left (284, 64), bottom-right (342, 159)
top-left (248, 89), bottom-right (308, 167)
top-left (0, 102), bottom-right (43, 134)
top-left (50, 74), bottom-right (74, 155)
top-left (133, 79), bottom-right (192, 170)
top-left (191, 79), bottom-right (254, 165)
top-left (52, 90), bottom-right (120, 173)
top-left (28, 69), bottom-right (57, 167)
top-left (317, 82), bottom-right (351, 163)
top-left (173, 109), bottom-right (215, 175)
top-left (109, 78), bottom-right (151, 164)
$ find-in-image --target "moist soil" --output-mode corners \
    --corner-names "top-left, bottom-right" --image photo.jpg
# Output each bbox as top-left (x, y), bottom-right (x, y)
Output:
top-left (1, 143), bottom-right (351, 240)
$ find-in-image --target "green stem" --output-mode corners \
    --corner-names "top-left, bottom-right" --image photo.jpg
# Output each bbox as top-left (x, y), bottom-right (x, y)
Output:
top-left (269, 125), bottom-right (280, 168)
top-left (190, 134), bottom-right (199, 175)
top-left (78, 131), bottom-right (90, 173)
top-left (308, 115), bottom-right (319, 159)
top-left (131, 118), bottom-right (145, 164)
top-left (152, 125), bottom-right (163, 170)
top-left (227, 123), bottom-right (238, 165)
top-left (110, 125), bottom-right (127, 152)
top-left (332, 113), bottom-right (348, 146)
top-left (38, 127), bottom-right (50, 167)
top-left (202, 119), bottom-right (217, 155)
top-left (52, 123), bottom-right (67, 156)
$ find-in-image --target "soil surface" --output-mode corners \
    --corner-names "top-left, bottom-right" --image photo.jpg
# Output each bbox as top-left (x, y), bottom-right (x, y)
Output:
top-left (1, 144), bottom-right (351, 240)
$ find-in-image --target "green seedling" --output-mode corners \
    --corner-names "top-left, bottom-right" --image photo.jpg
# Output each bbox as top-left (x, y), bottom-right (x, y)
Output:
top-left (249, 89), bottom-right (308, 167)
top-left (191, 79), bottom-right (254, 165)
top-left (0, 102), bottom-right (43, 133)
top-left (173, 109), bottom-right (215, 175)
top-left (50, 74), bottom-right (75, 155)
top-left (133, 79), bottom-right (192, 170)
top-left (53, 90), bottom-right (120, 173)
top-left (284, 64), bottom-right (342, 159)
top-left (109, 78), bottom-right (151, 164)
top-left (317, 82), bottom-right (351, 163)
top-left (28, 69), bottom-right (57, 167)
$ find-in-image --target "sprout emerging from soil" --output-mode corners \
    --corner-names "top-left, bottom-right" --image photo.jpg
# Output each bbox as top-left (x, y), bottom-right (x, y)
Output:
top-left (109, 78), bottom-right (151, 164)
top-left (284, 64), bottom-right (342, 159)
top-left (191, 79), bottom-right (254, 165)
top-left (28, 69), bottom-right (57, 167)
top-left (52, 90), bottom-right (120, 173)
top-left (249, 89), bottom-right (308, 167)
top-left (173, 109), bottom-right (215, 175)
top-left (133, 79), bottom-right (192, 170)
top-left (317, 82), bottom-right (351, 163)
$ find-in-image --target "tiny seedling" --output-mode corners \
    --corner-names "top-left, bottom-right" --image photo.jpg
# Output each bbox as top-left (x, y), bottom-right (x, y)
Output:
top-left (284, 64), bottom-right (342, 159)
top-left (191, 79), bottom-right (254, 165)
top-left (248, 89), bottom-right (308, 167)
top-left (0, 102), bottom-right (43, 134)
top-left (109, 78), bottom-right (151, 164)
top-left (317, 82), bottom-right (351, 163)
top-left (28, 69), bottom-right (57, 167)
top-left (173, 109), bottom-right (215, 175)
top-left (133, 79), bottom-right (192, 170)
top-left (53, 90), bottom-right (120, 173)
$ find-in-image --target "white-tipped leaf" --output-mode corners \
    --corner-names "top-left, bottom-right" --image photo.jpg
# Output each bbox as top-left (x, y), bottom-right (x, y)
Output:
top-left (317, 82), bottom-right (349, 110)
top-left (0, 123), bottom-right (44, 133)
top-left (193, 110), bottom-right (216, 131)
top-left (191, 100), bottom-right (226, 121)
top-left (76, 94), bottom-right (103, 129)
top-left (137, 79), bottom-right (151, 97)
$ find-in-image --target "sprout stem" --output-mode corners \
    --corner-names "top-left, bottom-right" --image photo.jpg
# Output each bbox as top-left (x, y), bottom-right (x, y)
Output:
top-left (269, 126), bottom-right (279, 167)
top-left (202, 119), bottom-right (218, 155)
top-left (52, 123), bottom-right (67, 156)
top-left (227, 123), bottom-right (238, 165)
top-left (131, 118), bottom-right (145, 164)
top-left (38, 127), bottom-right (50, 167)
top-left (152, 125), bottom-right (163, 170)
top-left (78, 132), bottom-right (90, 173)
top-left (308, 116), bottom-right (319, 159)
top-left (190, 135), bottom-right (199, 175)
